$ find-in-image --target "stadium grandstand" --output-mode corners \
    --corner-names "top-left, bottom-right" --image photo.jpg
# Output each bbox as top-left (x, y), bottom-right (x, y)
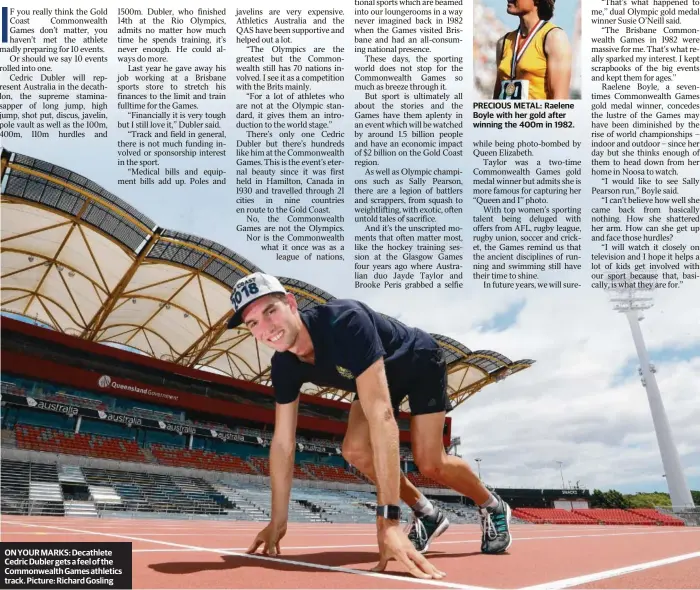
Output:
top-left (0, 148), bottom-right (691, 529)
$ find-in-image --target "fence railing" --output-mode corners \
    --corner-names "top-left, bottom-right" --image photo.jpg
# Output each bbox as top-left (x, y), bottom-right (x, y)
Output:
top-left (655, 505), bottom-right (700, 526)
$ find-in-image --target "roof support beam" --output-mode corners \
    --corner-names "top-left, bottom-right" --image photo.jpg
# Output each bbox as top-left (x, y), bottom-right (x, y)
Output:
top-left (21, 200), bottom-right (91, 319)
top-left (178, 314), bottom-right (231, 366)
top-left (83, 231), bottom-right (160, 340)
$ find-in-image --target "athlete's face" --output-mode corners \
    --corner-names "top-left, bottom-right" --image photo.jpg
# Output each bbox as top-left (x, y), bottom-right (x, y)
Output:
top-left (242, 293), bottom-right (300, 352)
top-left (507, 0), bottom-right (537, 16)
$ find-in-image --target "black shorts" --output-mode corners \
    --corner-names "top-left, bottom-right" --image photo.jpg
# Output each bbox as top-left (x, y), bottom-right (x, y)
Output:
top-left (353, 345), bottom-right (452, 416)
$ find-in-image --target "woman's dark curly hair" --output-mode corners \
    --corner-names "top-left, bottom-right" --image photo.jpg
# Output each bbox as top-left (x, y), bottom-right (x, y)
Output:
top-left (537, 0), bottom-right (555, 20)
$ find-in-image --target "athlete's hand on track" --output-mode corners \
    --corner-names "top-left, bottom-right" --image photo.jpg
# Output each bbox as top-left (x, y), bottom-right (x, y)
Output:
top-left (246, 521), bottom-right (287, 556)
top-left (372, 522), bottom-right (446, 579)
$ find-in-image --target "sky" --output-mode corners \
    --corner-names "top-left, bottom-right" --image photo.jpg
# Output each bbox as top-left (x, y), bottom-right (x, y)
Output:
top-left (358, 278), bottom-right (700, 496)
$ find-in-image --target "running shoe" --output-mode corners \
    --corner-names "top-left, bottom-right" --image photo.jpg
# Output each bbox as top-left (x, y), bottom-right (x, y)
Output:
top-left (479, 495), bottom-right (512, 554)
top-left (407, 508), bottom-right (450, 553)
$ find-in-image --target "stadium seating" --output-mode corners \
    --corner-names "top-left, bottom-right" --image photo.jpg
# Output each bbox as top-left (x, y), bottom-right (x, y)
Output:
top-left (297, 488), bottom-right (378, 523)
top-left (15, 425), bottom-right (147, 463)
top-left (10, 424), bottom-right (429, 487)
top-left (300, 462), bottom-right (365, 484)
top-left (81, 466), bottom-right (235, 516)
top-left (149, 444), bottom-right (258, 475)
top-left (1, 459), bottom-right (31, 514)
top-left (512, 507), bottom-right (685, 526)
top-left (433, 499), bottom-right (481, 524)
top-left (512, 508), bottom-right (547, 524)
top-left (3, 453), bottom-right (689, 526)
top-left (46, 392), bottom-right (107, 411)
top-left (1, 459), bottom-right (64, 516)
top-left (627, 508), bottom-right (685, 526)
top-left (514, 508), bottom-right (598, 525)
top-left (406, 471), bottom-right (448, 489)
top-left (249, 456), bottom-right (314, 480)
top-left (573, 508), bottom-right (658, 525)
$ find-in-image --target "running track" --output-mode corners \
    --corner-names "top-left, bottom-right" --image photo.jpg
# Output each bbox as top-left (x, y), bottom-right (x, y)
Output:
top-left (2, 517), bottom-right (699, 589)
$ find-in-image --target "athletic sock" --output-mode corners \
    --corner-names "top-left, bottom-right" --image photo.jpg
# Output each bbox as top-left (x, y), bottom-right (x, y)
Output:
top-left (479, 493), bottom-right (499, 510)
top-left (411, 495), bottom-right (436, 517)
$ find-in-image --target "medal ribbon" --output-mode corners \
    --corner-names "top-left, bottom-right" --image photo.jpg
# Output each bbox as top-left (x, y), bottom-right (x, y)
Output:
top-left (510, 20), bottom-right (547, 80)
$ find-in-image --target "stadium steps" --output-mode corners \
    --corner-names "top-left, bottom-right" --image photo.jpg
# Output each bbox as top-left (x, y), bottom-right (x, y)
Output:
top-left (145, 475), bottom-right (225, 515)
top-left (212, 483), bottom-right (269, 520)
top-left (247, 457), bottom-right (315, 481)
top-left (140, 446), bottom-right (159, 464)
top-left (300, 490), bottom-right (377, 523)
top-left (89, 485), bottom-right (123, 507)
top-left (289, 502), bottom-right (325, 523)
top-left (1, 428), bottom-right (17, 448)
top-left (28, 463), bottom-right (65, 516)
top-left (293, 498), bottom-right (337, 522)
top-left (246, 461), bottom-right (265, 477)
top-left (208, 483), bottom-right (251, 519)
top-left (111, 482), bottom-right (148, 512)
top-left (347, 465), bottom-right (372, 484)
top-left (64, 500), bottom-right (98, 517)
top-left (58, 464), bottom-right (86, 484)
top-left (297, 463), bottom-right (318, 480)
top-left (1, 458), bottom-right (31, 514)
top-left (220, 484), bottom-right (322, 523)
top-left (81, 467), bottom-right (225, 515)
top-left (171, 476), bottom-right (236, 511)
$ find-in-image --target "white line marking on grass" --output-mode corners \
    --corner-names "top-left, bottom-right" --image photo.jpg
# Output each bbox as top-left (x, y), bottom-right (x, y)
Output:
top-left (12, 521), bottom-right (493, 590)
top-left (517, 551), bottom-right (700, 590)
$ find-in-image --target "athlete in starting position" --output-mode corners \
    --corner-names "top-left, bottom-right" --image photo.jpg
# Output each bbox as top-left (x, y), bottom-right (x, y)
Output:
top-left (230, 273), bottom-right (512, 578)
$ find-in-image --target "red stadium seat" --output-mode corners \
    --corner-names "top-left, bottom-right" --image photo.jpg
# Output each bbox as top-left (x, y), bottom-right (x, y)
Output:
top-left (301, 463), bottom-right (365, 483)
top-left (406, 471), bottom-right (449, 490)
top-left (149, 444), bottom-right (259, 475)
top-left (627, 508), bottom-right (685, 526)
top-left (514, 508), bottom-right (598, 525)
top-left (574, 509), bottom-right (660, 525)
top-left (248, 457), bottom-right (312, 479)
top-left (15, 425), bottom-right (147, 463)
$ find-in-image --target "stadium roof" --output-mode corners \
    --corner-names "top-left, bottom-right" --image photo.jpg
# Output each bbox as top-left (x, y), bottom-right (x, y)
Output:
top-left (0, 149), bottom-right (534, 411)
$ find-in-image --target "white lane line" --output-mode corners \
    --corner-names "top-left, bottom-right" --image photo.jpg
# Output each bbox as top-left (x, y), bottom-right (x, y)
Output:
top-left (516, 551), bottom-right (700, 590)
top-left (2, 517), bottom-right (668, 536)
top-left (8, 528), bottom-right (697, 546)
top-left (2, 521), bottom-right (690, 536)
top-left (121, 528), bottom-right (698, 553)
top-left (11, 521), bottom-right (493, 590)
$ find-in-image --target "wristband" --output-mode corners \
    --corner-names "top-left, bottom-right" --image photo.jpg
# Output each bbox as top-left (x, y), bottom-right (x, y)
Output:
top-left (376, 504), bottom-right (401, 520)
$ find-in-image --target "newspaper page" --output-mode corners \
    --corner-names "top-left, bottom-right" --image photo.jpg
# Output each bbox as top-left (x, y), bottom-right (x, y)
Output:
top-left (1, 0), bottom-right (699, 585)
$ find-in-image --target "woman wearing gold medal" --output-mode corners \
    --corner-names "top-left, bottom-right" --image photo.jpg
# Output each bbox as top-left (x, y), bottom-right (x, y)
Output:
top-left (493, 0), bottom-right (572, 100)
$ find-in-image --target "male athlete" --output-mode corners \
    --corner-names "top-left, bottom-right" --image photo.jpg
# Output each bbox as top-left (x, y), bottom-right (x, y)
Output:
top-left (493, 0), bottom-right (571, 100)
top-left (231, 273), bottom-right (512, 578)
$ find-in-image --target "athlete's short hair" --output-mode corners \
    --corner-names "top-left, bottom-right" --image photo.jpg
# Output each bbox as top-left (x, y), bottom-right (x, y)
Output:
top-left (537, 0), bottom-right (555, 20)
